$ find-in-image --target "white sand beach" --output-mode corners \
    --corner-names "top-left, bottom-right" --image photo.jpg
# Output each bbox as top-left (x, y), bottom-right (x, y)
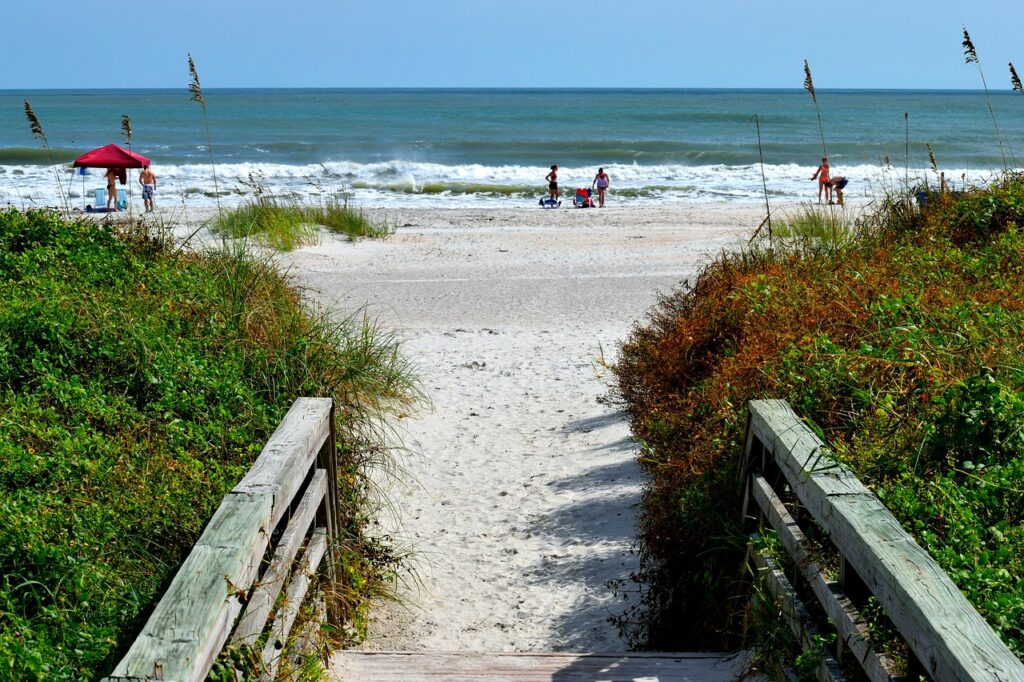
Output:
top-left (266, 203), bottom-right (767, 652)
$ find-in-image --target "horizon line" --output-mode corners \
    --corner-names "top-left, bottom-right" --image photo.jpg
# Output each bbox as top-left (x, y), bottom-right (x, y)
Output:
top-left (0, 86), bottom-right (1014, 94)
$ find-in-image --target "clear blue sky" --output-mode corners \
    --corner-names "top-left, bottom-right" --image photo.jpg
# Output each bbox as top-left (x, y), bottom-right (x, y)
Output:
top-left (3, 0), bottom-right (1023, 90)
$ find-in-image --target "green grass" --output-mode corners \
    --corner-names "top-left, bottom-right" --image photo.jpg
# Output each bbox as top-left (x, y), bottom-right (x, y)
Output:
top-left (613, 175), bottom-right (1024, 660)
top-left (212, 197), bottom-right (390, 250)
top-left (0, 208), bottom-right (417, 680)
top-left (767, 203), bottom-right (855, 245)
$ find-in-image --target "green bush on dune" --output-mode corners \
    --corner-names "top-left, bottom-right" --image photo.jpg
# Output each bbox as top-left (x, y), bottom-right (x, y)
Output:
top-left (614, 176), bottom-right (1024, 661)
top-left (0, 209), bottom-right (417, 680)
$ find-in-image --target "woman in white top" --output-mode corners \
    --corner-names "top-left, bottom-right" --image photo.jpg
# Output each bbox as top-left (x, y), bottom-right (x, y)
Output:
top-left (592, 167), bottom-right (610, 208)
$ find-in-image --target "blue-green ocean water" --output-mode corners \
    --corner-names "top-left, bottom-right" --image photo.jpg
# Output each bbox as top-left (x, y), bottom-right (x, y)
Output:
top-left (2, 88), bottom-right (1022, 207)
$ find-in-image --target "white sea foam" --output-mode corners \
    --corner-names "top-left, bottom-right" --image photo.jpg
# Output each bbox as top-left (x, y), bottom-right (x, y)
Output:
top-left (0, 160), bottom-right (1002, 210)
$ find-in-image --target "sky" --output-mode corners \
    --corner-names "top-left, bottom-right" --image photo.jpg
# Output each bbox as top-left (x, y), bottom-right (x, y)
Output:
top-left (3, 1), bottom-right (1024, 90)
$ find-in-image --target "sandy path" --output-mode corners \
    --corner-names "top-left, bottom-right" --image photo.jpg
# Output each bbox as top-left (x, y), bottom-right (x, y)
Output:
top-left (276, 204), bottom-right (761, 652)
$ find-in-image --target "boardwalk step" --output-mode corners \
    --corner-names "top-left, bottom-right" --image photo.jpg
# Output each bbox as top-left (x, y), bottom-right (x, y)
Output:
top-left (329, 650), bottom-right (755, 681)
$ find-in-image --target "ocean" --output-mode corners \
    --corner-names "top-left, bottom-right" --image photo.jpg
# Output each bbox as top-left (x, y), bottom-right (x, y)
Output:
top-left (1, 88), bottom-right (1022, 209)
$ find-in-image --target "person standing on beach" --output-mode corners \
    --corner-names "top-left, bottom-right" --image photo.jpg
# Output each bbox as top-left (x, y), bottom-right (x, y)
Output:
top-left (105, 168), bottom-right (119, 211)
top-left (592, 167), bottom-right (610, 208)
top-left (139, 165), bottom-right (157, 212)
top-left (546, 165), bottom-right (559, 201)
top-left (810, 157), bottom-right (831, 204)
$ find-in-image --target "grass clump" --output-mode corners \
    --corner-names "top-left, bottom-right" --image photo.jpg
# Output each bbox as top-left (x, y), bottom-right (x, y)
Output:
top-left (0, 208), bottom-right (417, 680)
top-left (213, 196), bottom-right (390, 251)
top-left (768, 203), bottom-right (854, 245)
top-left (613, 173), bottom-right (1024, 658)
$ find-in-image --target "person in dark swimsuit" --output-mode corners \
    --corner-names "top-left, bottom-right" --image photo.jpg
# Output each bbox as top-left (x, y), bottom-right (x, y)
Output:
top-left (105, 168), bottom-right (119, 211)
top-left (545, 164), bottom-right (559, 201)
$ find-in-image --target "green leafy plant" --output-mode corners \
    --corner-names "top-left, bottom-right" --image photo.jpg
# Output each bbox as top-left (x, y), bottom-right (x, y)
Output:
top-left (0, 208), bottom-right (418, 679)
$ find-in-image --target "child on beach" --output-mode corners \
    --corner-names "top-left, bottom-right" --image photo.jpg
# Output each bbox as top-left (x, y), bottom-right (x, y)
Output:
top-left (545, 165), bottom-right (559, 201)
top-left (810, 157), bottom-right (831, 204)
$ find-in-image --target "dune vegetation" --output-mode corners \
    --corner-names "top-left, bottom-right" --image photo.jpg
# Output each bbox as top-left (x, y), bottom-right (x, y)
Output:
top-left (212, 195), bottom-right (391, 251)
top-left (0, 209), bottom-right (417, 680)
top-left (614, 175), bottom-right (1024, 663)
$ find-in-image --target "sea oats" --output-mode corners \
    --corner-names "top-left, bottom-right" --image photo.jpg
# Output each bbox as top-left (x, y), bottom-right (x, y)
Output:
top-left (962, 28), bottom-right (978, 64)
top-left (961, 26), bottom-right (1009, 168)
top-left (121, 114), bottom-right (133, 145)
top-left (23, 99), bottom-right (68, 212)
top-left (187, 54), bottom-right (221, 213)
top-left (803, 60), bottom-right (816, 102)
top-left (24, 100), bottom-right (45, 142)
top-left (188, 53), bottom-right (205, 105)
top-left (803, 60), bottom-right (827, 157)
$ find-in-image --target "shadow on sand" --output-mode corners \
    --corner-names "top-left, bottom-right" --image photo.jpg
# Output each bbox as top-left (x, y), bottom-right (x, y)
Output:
top-left (522, 409), bottom-right (645, 651)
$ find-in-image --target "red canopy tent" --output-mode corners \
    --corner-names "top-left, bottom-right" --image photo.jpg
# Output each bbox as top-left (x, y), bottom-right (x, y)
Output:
top-left (73, 144), bottom-right (150, 169)
top-left (73, 145), bottom-right (150, 210)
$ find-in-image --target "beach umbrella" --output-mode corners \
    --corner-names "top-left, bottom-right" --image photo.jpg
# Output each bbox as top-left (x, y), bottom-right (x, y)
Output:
top-left (73, 144), bottom-right (150, 209)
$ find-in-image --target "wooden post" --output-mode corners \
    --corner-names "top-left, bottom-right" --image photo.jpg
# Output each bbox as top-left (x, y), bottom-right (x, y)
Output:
top-left (317, 400), bottom-right (342, 624)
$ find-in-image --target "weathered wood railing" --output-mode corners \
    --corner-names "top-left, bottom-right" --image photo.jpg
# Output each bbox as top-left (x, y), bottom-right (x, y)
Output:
top-left (104, 397), bottom-right (341, 682)
top-left (740, 399), bottom-right (1024, 682)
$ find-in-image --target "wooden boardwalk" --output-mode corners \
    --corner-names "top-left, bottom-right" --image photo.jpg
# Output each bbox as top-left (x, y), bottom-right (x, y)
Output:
top-left (329, 650), bottom-right (755, 681)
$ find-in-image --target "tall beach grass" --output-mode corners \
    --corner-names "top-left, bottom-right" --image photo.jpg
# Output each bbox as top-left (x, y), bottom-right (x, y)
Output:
top-left (212, 194), bottom-right (391, 251)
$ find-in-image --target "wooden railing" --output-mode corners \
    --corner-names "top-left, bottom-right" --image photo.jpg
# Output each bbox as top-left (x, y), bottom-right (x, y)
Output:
top-left (104, 397), bottom-right (340, 682)
top-left (740, 399), bottom-right (1024, 682)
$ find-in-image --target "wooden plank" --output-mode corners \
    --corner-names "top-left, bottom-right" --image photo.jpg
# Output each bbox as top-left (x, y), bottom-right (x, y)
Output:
top-left (261, 528), bottom-right (330, 681)
top-left (234, 397), bottom-right (332, 528)
top-left (329, 650), bottom-right (757, 681)
top-left (104, 493), bottom-right (273, 682)
top-left (231, 470), bottom-right (327, 648)
top-left (754, 553), bottom-right (846, 682)
top-left (748, 400), bottom-right (1024, 682)
top-left (751, 473), bottom-right (900, 681)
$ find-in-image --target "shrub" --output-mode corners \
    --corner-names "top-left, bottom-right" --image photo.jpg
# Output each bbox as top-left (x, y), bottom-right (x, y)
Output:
top-left (614, 175), bottom-right (1024, 656)
top-left (0, 209), bottom-right (416, 680)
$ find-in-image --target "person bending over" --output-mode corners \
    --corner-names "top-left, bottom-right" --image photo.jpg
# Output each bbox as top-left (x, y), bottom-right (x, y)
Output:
top-left (828, 175), bottom-right (849, 205)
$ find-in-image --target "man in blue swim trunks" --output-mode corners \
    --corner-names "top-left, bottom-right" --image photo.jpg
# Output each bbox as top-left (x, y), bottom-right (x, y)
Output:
top-left (139, 164), bottom-right (157, 212)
